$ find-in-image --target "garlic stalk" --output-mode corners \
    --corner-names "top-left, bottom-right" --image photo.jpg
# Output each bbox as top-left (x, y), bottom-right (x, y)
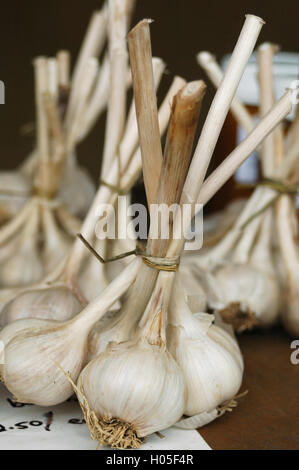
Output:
top-left (0, 258), bottom-right (140, 406)
top-left (86, 73), bottom-right (205, 361)
top-left (41, 204), bottom-right (72, 274)
top-left (4, 3), bottom-right (132, 221)
top-left (78, 65), bottom-right (182, 302)
top-left (0, 171), bottom-right (30, 224)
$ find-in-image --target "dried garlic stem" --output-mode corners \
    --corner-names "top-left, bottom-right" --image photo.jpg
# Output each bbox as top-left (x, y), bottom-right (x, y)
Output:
top-left (182, 14), bottom-right (264, 206)
top-left (197, 51), bottom-right (255, 134)
top-left (128, 19), bottom-right (164, 206)
top-left (66, 7), bottom-right (107, 125)
top-left (56, 50), bottom-right (70, 88)
top-left (258, 43), bottom-right (279, 176)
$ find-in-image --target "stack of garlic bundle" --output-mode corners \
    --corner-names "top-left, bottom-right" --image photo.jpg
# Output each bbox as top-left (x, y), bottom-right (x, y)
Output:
top-left (0, 14), bottom-right (293, 450)
top-left (183, 43), bottom-right (299, 332)
top-left (0, 1), bottom-right (138, 291)
top-left (0, 0), bottom-right (182, 324)
top-left (0, 3), bottom-right (111, 223)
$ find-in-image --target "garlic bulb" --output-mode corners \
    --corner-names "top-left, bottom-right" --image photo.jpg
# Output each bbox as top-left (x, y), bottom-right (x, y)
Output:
top-left (0, 286), bottom-right (82, 327)
top-left (78, 270), bottom-right (186, 448)
top-left (205, 264), bottom-right (281, 331)
top-left (2, 318), bottom-right (87, 405)
top-left (0, 317), bottom-right (51, 380)
top-left (168, 280), bottom-right (243, 420)
top-left (191, 210), bottom-right (281, 331)
top-left (78, 338), bottom-right (186, 448)
top-left (0, 258), bottom-right (139, 406)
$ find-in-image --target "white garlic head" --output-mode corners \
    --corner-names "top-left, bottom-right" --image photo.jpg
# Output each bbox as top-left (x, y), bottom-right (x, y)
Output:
top-left (0, 286), bottom-right (82, 327)
top-left (0, 318), bottom-right (87, 406)
top-left (168, 310), bottom-right (243, 416)
top-left (206, 264), bottom-right (281, 330)
top-left (78, 338), bottom-right (186, 447)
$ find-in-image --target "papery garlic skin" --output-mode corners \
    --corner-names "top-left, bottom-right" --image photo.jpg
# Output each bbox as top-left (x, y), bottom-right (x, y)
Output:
top-left (0, 318), bottom-right (53, 379)
top-left (168, 312), bottom-right (243, 416)
top-left (1, 319), bottom-right (87, 406)
top-left (0, 286), bottom-right (82, 327)
top-left (78, 339), bottom-right (186, 438)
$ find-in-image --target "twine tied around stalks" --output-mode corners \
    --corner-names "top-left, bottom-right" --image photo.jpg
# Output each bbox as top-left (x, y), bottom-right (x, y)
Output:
top-left (240, 178), bottom-right (299, 230)
top-left (78, 234), bottom-right (180, 273)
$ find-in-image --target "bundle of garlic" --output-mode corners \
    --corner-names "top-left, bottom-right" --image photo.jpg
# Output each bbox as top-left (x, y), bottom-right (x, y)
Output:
top-left (0, 1), bottom-right (138, 292)
top-left (0, 55), bottom-right (89, 289)
top-left (77, 15), bottom-right (293, 446)
top-left (0, 2), bottom-right (129, 222)
top-left (0, 14), bottom-right (293, 450)
top-left (0, 1), bottom-right (184, 325)
top-left (186, 43), bottom-right (299, 332)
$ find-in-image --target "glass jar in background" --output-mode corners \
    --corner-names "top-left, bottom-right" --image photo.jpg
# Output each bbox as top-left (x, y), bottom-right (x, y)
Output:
top-left (208, 51), bottom-right (299, 215)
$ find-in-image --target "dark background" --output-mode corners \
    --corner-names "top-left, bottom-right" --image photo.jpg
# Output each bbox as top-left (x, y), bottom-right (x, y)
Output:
top-left (0, 0), bottom-right (298, 208)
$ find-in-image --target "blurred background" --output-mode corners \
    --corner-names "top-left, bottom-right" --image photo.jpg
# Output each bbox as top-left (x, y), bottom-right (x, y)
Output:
top-left (0, 0), bottom-right (298, 211)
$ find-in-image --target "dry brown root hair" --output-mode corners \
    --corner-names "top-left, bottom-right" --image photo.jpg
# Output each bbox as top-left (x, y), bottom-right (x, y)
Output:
top-left (217, 390), bottom-right (248, 415)
top-left (59, 364), bottom-right (145, 449)
top-left (218, 302), bottom-right (258, 333)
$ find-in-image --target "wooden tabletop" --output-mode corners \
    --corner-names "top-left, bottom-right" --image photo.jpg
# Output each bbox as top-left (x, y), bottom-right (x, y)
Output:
top-left (199, 328), bottom-right (299, 450)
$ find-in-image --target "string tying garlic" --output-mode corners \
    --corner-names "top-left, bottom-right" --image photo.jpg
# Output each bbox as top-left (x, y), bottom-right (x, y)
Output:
top-left (193, 44), bottom-right (299, 331)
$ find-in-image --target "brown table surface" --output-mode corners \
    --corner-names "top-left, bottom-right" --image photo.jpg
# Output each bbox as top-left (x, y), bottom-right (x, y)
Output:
top-left (199, 327), bottom-right (299, 450)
